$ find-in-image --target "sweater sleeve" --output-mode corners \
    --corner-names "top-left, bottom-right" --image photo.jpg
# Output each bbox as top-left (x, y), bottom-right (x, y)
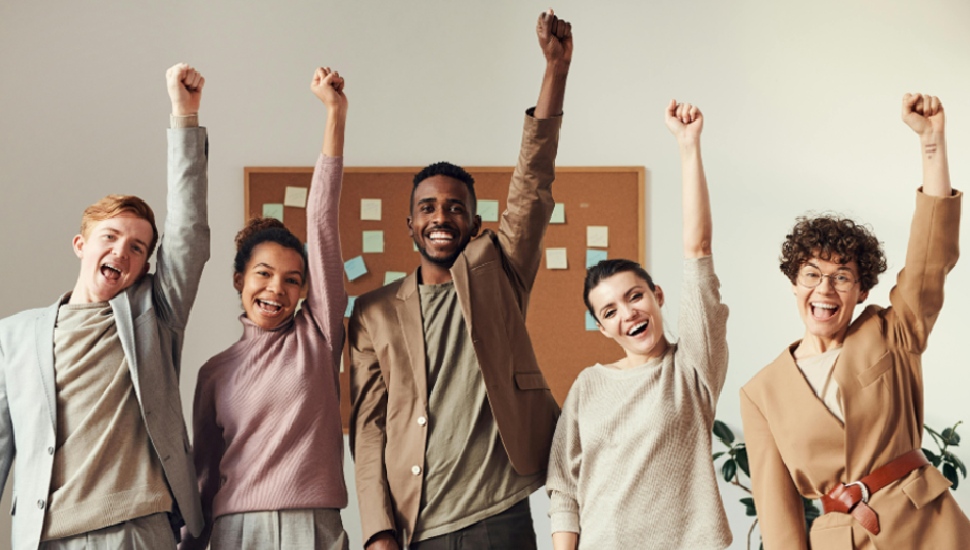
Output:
top-left (546, 377), bottom-right (582, 535)
top-left (179, 367), bottom-right (225, 550)
top-left (677, 255), bottom-right (729, 411)
top-left (302, 155), bottom-right (348, 371)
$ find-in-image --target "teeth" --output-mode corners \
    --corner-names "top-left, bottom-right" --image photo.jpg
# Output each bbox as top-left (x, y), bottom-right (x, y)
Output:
top-left (428, 231), bottom-right (453, 241)
top-left (101, 263), bottom-right (121, 273)
top-left (812, 303), bottom-right (837, 310)
top-left (627, 322), bottom-right (647, 336)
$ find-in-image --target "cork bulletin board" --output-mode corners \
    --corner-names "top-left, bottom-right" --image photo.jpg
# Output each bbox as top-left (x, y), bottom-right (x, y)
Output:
top-left (245, 166), bottom-right (646, 431)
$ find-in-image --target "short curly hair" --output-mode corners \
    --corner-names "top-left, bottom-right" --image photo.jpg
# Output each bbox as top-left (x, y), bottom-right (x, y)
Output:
top-left (410, 161), bottom-right (477, 214)
top-left (780, 214), bottom-right (887, 292)
top-left (233, 217), bottom-right (307, 281)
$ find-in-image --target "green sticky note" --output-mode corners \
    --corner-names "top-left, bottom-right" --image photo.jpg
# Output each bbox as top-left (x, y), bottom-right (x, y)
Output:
top-left (550, 203), bottom-right (565, 224)
top-left (478, 199), bottom-right (500, 222)
top-left (263, 203), bottom-right (284, 222)
top-left (344, 296), bottom-right (357, 318)
top-left (586, 249), bottom-right (607, 268)
top-left (362, 230), bottom-right (384, 253)
top-left (585, 311), bottom-right (598, 331)
top-left (384, 271), bottom-right (407, 285)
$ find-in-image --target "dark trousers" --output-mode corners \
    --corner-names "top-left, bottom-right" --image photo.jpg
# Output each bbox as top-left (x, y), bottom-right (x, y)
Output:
top-left (409, 499), bottom-right (538, 550)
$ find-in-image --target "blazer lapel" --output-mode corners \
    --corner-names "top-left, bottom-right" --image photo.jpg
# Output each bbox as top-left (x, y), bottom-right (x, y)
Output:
top-left (110, 291), bottom-right (142, 402)
top-left (396, 271), bottom-right (428, 404)
top-left (778, 343), bottom-right (846, 431)
top-left (34, 300), bottom-right (62, 429)
top-left (450, 253), bottom-right (473, 337)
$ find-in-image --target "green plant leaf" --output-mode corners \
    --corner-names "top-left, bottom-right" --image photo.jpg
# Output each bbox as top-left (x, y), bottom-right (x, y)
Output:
top-left (943, 463), bottom-right (958, 487)
top-left (722, 458), bottom-right (737, 483)
top-left (942, 428), bottom-right (955, 444)
top-left (713, 420), bottom-right (735, 446)
top-left (713, 451), bottom-right (726, 461)
top-left (740, 497), bottom-right (757, 516)
top-left (736, 446), bottom-right (750, 477)
top-left (948, 453), bottom-right (967, 478)
top-left (923, 448), bottom-right (941, 467)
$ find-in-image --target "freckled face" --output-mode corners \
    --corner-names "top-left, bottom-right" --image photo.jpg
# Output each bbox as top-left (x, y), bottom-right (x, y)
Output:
top-left (589, 270), bottom-right (668, 363)
top-left (71, 214), bottom-right (154, 304)
top-left (408, 175), bottom-right (481, 269)
top-left (233, 242), bottom-right (306, 330)
top-left (793, 256), bottom-right (868, 346)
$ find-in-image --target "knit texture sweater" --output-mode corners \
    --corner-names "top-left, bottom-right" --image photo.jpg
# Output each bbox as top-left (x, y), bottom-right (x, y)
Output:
top-left (183, 155), bottom-right (347, 550)
top-left (546, 256), bottom-right (733, 549)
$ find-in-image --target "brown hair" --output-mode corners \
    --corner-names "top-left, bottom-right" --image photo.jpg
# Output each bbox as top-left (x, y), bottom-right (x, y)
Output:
top-left (780, 214), bottom-right (887, 292)
top-left (81, 195), bottom-right (159, 256)
top-left (233, 217), bottom-right (307, 280)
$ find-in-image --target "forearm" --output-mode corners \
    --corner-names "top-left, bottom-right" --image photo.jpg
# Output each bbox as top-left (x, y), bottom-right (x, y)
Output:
top-left (919, 131), bottom-right (950, 197)
top-left (534, 61), bottom-right (569, 119)
top-left (322, 105), bottom-right (347, 157)
top-left (552, 531), bottom-right (579, 550)
top-left (680, 140), bottom-right (712, 258)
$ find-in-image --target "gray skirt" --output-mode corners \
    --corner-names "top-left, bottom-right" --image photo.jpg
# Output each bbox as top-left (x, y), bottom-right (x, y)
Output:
top-left (211, 508), bottom-right (349, 550)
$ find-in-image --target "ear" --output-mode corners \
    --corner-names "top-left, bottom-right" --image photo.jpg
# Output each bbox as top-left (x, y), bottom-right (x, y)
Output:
top-left (470, 214), bottom-right (482, 237)
top-left (407, 216), bottom-right (414, 238)
top-left (596, 317), bottom-right (611, 339)
top-left (233, 272), bottom-right (244, 293)
top-left (653, 285), bottom-right (665, 307)
top-left (72, 234), bottom-right (85, 259)
top-left (858, 289), bottom-right (869, 304)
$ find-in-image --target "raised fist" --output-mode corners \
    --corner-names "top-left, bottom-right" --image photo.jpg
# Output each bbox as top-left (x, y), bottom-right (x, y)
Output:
top-left (536, 9), bottom-right (572, 66)
top-left (902, 93), bottom-right (944, 136)
top-left (311, 67), bottom-right (347, 111)
top-left (166, 63), bottom-right (204, 116)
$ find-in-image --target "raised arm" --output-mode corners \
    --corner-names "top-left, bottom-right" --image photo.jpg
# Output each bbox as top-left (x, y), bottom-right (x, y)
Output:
top-left (666, 100), bottom-right (711, 258)
top-left (302, 67), bottom-right (348, 360)
top-left (902, 93), bottom-right (950, 197)
top-left (154, 63), bottom-right (209, 333)
top-left (534, 9), bottom-right (572, 119)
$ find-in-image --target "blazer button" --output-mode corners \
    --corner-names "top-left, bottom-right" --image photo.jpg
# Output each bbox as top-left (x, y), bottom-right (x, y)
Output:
top-left (37, 499), bottom-right (45, 509)
top-left (48, 447), bottom-right (55, 455)
top-left (417, 416), bottom-right (427, 426)
top-left (411, 465), bottom-right (422, 476)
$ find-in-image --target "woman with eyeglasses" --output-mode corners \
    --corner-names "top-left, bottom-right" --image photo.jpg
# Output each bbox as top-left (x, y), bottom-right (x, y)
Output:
top-left (740, 94), bottom-right (970, 549)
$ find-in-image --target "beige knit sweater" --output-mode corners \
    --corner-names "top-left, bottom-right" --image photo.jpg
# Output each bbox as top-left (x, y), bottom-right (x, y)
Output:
top-left (546, 256), bottom-right (733, 549)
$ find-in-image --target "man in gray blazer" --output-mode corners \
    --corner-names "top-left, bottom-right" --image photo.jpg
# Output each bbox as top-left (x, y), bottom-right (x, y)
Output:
top-left (0, 63), bottom-right (209, 550)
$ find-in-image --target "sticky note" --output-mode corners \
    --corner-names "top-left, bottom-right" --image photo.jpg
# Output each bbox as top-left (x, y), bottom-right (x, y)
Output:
top-left (361, 199), bottom-right (382, 221)
top-left (587, 226), bottom-right (609, 247)
top-left (263, 203), bottom-right (284, 222)
top-left (478, 199), bottom-right (500, 222)
top-left (585, 311), bottom-right (599, 331)
top-left (546, 247), bottom-right (568, 270)
top-left (413, 241), bottom-right (419, 252)
top-left (284, 186), bottom-right (308, 208)
top-left (550, 203), bottom-right (565, 224)
top-left (340, 353), bottom-right (345, 373)
top-left (384, 271), bottom-right (407, 285)
top-left (586, 249), bottom-right (608, 268)
top-left (344, 256), bottom-right (367, 281)
top-left (362, 230), bottom-right (384, 253)
top-left (344, 296), bottom-right (357, 318)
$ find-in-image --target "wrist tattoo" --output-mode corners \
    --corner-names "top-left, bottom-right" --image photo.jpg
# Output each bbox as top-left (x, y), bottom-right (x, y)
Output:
top-left (924, 143), bottom-right (937, 159)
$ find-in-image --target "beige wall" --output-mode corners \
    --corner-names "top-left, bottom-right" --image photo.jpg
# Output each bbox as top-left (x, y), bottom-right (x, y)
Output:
top-left (2, 1), bottom-right (968, 548)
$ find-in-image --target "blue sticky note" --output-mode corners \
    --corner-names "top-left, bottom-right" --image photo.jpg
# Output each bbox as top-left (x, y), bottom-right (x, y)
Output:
top-left (550, 203), bottom-right (565, 224)
top-left (478, 199), bottom-right (500, 222)
top-left (263, 203), bottom-right (284, 222)
top-left (585, 311), bottom-right (599, 331)
top-left (344, 296), bottom-right (357, 318)
top-left (586, 249), bottom-right (608, 268)
top-left (344, 256), bottom-right (367, 281)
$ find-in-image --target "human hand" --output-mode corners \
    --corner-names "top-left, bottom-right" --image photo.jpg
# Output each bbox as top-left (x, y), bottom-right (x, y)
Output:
top-left (311, 66), bottom-right (347, 112)
top-left (536, 9), bottom-right (572, 67)
top-left (365, 532), bottom-right (400, 550)
top-left (665, 99), bottom-right (703, 143)
top-left (166, 63), bottom-right (204, 116)
top-left (902, 93), bottom-right (944, 136)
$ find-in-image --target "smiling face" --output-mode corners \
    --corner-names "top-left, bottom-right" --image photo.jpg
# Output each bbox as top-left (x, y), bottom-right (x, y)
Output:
top-left (793, 256), bottom-right (868, 351)
top-left (233, 242), bottom-right (306, 330)
top-left (408, 175), bottom-right (481, 281)
top-left (70, 214), bottom-right (154, 304)
top-left (588, 270), bottom-right (668, 365)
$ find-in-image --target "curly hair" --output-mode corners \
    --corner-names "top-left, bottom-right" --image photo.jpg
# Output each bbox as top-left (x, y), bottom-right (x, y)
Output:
top-left (233, 217), bottom-right (307, 280)
top-left (410, 161), bottom-right (477, 214)
top-left (780, 214), bottom-right (887, 292)
top-left (584, 258), bottom-right (655, 320)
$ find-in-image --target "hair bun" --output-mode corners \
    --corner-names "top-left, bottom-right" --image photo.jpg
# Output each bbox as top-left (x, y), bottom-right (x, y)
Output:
top-left (235, 217), bottom-right (287, 252)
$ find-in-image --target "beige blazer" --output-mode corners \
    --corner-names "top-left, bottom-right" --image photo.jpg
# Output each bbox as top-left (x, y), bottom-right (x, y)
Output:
top-left (741, 190), bottom-right (970, 549)
top-left (349, 112), bottom-right (562, 546)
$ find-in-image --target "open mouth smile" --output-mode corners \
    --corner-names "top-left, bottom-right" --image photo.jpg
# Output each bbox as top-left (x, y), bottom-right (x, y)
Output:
top-left (256, 299), bottom-right (284, 316)
top-left (627, 321), bottom-right (648, 337)
top-left (100, 262), bottom-right (122, 282)
top-left (811, 302), bottom-right (838, 320)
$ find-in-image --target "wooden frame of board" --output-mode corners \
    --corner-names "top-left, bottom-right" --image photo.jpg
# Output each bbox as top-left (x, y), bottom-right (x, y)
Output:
top-left (245, 166), bottom-right (647, 431)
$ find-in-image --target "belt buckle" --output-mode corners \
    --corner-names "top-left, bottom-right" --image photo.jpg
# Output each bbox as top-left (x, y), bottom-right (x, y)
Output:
top-left (845, 481), bottom-right (870, 505)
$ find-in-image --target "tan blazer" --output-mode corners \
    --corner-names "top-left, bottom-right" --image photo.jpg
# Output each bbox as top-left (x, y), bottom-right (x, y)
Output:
top-left (349, 112), bottom-right (562, 546)
top-left (741, 190), bottom-right (970, 549)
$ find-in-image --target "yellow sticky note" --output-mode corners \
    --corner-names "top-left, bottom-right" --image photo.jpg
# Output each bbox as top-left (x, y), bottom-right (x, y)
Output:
top-left (361, 199), bottom-right (382, 221)
top-left (546, 247), bottom-right (568, 270)
top-left (587, 226), bottom-right (609, 248)
top-left (284, 186), bottom-right (308, 208)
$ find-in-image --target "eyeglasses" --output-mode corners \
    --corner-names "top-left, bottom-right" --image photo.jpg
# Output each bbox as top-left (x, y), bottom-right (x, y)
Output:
top-left (797, 266), bottom-right (859, 292)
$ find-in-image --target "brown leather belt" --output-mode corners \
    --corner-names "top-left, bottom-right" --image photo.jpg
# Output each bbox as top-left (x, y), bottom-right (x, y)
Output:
top-left (820, 449), bottom-right (929, 535)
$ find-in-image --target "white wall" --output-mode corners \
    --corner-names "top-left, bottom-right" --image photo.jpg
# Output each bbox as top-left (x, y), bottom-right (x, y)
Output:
top-left (2, 1), bottom-right (968, 548)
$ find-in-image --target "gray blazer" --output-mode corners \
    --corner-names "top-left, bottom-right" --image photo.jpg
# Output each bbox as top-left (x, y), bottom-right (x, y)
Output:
top-left (0, 128), bottom-right (209, 550)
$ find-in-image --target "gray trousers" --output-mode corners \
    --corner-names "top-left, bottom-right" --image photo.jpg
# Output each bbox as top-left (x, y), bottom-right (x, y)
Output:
top-left (39, 512), bottom-right (174, 550)
top-left (409, 499), bottom-right (537, 550)
top-left (211, 508), bottom-right (350, 550)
